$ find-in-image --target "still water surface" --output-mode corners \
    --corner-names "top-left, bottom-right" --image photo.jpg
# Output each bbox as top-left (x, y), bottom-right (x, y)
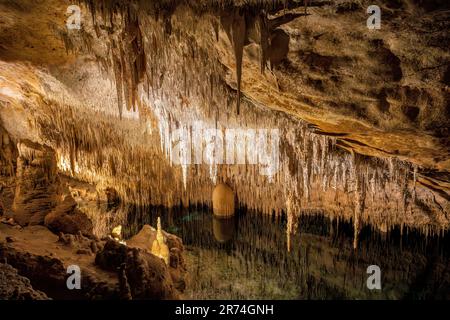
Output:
top-left (126, 207), bottom-right (450, 299)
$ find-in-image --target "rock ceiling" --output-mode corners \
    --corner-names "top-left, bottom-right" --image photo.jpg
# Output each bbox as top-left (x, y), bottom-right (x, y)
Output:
top-left (0, 0), bottom-right (449, 235)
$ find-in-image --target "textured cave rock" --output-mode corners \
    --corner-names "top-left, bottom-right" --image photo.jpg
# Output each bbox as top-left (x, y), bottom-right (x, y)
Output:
top-left (0, 239), bottom-right (120, 299)
top-left (44, 194), bottom-right (94, 238)
top-left (0, 127), bottom-right (16, 177)
top-left (95, 223), bottom-right (189, 295)
top-left (6, 139), bottom-right (94, 236)
top-left (128, 224), bottom-right (187, 291)
top-left (12, 140), bottom-right (59, 226)
top-left (0, 262), bottom-right (50, 300)
top-left (0, 239), bottom-right (75, 299)
top-left (0, 224), bottom-right (184, 299)
top-left (95, 239), bottom-right (181, 299)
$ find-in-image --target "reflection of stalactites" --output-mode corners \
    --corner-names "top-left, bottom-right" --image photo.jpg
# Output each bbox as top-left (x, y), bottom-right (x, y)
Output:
top-left (286, 196), bottom-right (297, 253)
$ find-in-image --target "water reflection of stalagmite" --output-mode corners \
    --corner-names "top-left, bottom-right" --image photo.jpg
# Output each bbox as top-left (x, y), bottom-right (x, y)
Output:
top-left (212, 216), bottom-right (235, 243)
top-left (151, 217), bottom-right (170, 264)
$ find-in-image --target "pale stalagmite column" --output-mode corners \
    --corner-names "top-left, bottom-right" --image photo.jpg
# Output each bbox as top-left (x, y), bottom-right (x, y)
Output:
top-left (212, 183), bottom-right (235, 217)
top-left (151, 217), bottom-right (170, 264)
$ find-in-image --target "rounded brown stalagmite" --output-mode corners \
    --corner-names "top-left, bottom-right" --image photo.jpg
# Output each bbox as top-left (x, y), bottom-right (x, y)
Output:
top-left (212, 183), bottom-right (235, 217)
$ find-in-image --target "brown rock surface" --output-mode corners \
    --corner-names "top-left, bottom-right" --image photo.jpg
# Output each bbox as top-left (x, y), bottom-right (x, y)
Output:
top-left (95, 239), bottom-right (179, 299)
top-left (0, 223), bottom-right (185, 300)
top-left (0, 262), bottom-right (50, 300)
top-left (0, 224), bottom-right (119, 299)
top-left (12, 140), bottom-right (59, 226)
top-left (128, 224), bottom-right (187, 292)
top-left (44, 194), bottom-right (94, 237)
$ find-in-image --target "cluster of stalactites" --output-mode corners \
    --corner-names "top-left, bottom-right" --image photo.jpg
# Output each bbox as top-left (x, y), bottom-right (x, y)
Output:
top-left (76, 0), bottom-right (324, 116)
top-left (36, 80), bottom-right (447, 239)
top-left (73, 0), bottom-right (149, 118)
top-left (55, 1), bottom-right (448, 235)
top-left (148, 88), bottom-right (435, 229)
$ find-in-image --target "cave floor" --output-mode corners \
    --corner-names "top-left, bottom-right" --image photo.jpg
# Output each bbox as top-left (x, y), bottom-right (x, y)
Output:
top-left (0, 223), bottom-right (118, 298)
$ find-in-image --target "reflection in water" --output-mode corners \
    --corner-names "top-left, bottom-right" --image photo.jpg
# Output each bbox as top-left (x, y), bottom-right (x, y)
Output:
top-left (213, 216), bottom-right (235, 243)
top-left (126, 206), bottom-right (450, 300)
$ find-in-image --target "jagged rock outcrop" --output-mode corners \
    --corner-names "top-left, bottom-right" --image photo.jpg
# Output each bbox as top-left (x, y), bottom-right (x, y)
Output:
top-left (6, 139), bottom-right (94, 236)
top-left (127, 223), bottom-right (187, 292)
top-left (0, 126), bottom-right (16, 177)
top-left (118, 263), bottom-right (132, 300)
top-left (0, 239), bottom-right (75, 299)
top-left (0, 262), bottom-right (50, 300)
top-left (44, 194), bottom-right (93, 238)
top-left (95, 239), bottom-right (179, 299)
top-left (94, 240), bottom-right (128, 271)
top-left (0, 223), bottom-right (184, 299)
top-left (12, 140), bottom-right (59, 226)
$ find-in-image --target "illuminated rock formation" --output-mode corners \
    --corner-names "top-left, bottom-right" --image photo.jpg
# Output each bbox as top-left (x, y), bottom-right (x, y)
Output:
top-left (44, 194), bottom-right (93, 237)
top-left (111, 225), bottom-right (123, 241)
top-left (212, 183), bottom-right (235, 217)
top-left (12, 140), bottom-right (59, 226)
top-left (128, 223), bottom-right (187, 292)
top-left (151, 217), bottom-right (170, 265)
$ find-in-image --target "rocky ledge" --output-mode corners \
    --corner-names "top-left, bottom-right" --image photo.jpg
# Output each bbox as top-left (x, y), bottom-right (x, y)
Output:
top-left (0, 222), bottom-right (187, 300)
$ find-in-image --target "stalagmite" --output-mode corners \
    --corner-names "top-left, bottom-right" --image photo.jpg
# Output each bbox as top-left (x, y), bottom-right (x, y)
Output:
top-left (111, 225), bottom-right (127, 245)
top-left (151, 217), bottom-right (170, 264)
top-left (111, 225), bottom-right (122, 241)
top-left (212, 183), bottom-right (235, 217)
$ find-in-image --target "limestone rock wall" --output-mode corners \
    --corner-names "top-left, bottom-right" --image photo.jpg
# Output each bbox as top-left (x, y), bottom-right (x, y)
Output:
top-left (12, 140), bottom-right (59, 226)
